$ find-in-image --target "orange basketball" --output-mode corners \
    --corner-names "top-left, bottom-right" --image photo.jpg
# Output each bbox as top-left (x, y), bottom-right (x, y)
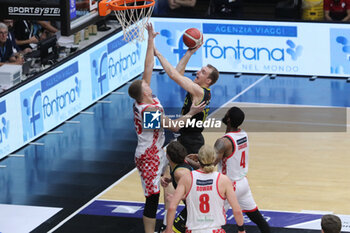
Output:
top-left (183, 28), bottom-right (203, 49)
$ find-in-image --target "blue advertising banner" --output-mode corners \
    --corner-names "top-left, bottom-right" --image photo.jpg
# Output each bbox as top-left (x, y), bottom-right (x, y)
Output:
top-left (330, 28), bottom-right (350, 75)
top-left (90, 35), bottom-right (144, 101)
top-left (70, 0), bottom-right (76, 19)
top-left (203, 24), bottom-right (297, 37)
top-left (0, 30), bottom-right (146, 160)
top-left (0, 100), bottom-right (10, 156)
top-left (151, 18), bottom-right (350, 77)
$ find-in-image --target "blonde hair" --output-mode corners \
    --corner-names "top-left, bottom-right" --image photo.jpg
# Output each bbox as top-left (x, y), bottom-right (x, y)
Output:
top-left (198, 145), bottom-right (216, 173)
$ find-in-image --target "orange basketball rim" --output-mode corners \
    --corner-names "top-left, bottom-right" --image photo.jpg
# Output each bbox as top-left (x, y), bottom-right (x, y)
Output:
top-left (99, 0), bottom-right (156, 16)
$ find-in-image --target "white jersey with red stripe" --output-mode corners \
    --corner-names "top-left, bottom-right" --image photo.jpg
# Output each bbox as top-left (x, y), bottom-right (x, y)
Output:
top-left (218, 130), bottom-right (257, 212)
top-left (218, 130), bottom-right (249, 181)
top-left (133, 96), bottom-right (165, 158)
top-left (186, 170), bottom-right (226, 231)
top-left (132, 96), bottom-right (166, 197)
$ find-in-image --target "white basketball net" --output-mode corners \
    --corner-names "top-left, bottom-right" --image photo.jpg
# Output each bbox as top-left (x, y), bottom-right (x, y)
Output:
top-left (113, 1), bottom-right (154, 42)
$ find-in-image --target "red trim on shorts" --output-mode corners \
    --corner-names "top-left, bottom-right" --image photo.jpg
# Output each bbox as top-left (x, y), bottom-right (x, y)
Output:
top-left (145, 190), bottom-right (161, 198)
top-left (216, 173), bottom-right (225, 200)
top-left (223, 206), bottom-right (227, 225)
top-left (186, 228), bottom-right (225, 233)
top-left (232, 180), bottom-right (236, 192)
top-left (242, 206), bottom-right (258, 213)
top-left (136, 127), bottom-right (160, 197)
top-left (213, 228), bottom-right (226, 233)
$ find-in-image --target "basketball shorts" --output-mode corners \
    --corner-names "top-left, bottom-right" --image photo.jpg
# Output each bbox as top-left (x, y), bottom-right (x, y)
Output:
top-left (185, 227), bottom-right (225, 233)
top-left (177, 132), bottom-right (204, 154)
top-left (225, 176), bottom-right (257, 212)
top-left (172, 206), bottom-right (187, 233)
top-left (135, 148), bottom-right (167, 197)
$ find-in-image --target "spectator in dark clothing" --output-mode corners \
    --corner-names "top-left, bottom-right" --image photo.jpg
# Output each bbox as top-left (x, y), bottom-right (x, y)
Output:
top-left (153, 0), bottom-right (170, 16)
top-left (209, 0), bottom-right (243, 18)
top-left (0, 23), bottom-right (23, 65)
top-left (2, 19), bottom-right (20, 53)
top-left (13, 20), bottom-right (39, 51)
top-left (324, 0), bottom-right (350, 21)
top-left (167, 0), bottom-right (198, 17)
top-left (1, 19), bottom-right (31, 54)
top-left (37, 21), bottom-right (59, 34)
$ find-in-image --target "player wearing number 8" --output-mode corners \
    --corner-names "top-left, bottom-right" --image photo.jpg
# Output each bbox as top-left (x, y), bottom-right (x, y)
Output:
top-left (215, 107), bottom-right (271, 233)
top-left (164, 145), bottom-right (245, 233)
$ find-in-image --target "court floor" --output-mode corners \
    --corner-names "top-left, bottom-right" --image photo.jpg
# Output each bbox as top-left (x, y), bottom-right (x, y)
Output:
top-left (0, 71), bottom-right (350, 232)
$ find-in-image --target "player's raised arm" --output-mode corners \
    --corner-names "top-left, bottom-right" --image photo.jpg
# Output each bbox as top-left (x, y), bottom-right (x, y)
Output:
top-left (154, 47), bottom-right (203, 98)
top-left (176, 40), bottom-right (203, 75)
top-left (175, 41), bottom-right (202, 75)
top-left (142, 23), bottom-right (159, 85)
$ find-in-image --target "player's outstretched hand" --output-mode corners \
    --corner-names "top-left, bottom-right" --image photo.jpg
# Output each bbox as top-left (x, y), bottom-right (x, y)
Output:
top-left (146, 23), bottom-right (159, 40)
top-left (188, 101), bottom-right (206, 116)
top-left (185, 153), bottom-right (200, 169)
top-left (188, 40), bottom-right (203, 54)
top-left (161, 176), bottom-right (171, 187)
top-left (186, 153), bottom-right (198, 162)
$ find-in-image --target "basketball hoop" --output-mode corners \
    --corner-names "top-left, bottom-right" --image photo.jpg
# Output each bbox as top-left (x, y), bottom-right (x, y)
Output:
top-left (99, 0), bottom-right (155, 42)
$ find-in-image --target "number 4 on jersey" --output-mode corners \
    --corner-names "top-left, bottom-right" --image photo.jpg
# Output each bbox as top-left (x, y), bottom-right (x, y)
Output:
top-left (240, 151), bottom-right (246, 168)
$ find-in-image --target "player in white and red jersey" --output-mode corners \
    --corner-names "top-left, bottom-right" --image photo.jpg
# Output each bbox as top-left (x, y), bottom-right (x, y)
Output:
top-left (215, 107), bottom-right (271, 233)
top-left (164, 145), bottom-right (245, 233)
top-left (186, 170), bottom-right (226, 232)
top-left (133, 95), bottom-right (166, 197)
top-left (128, 23), bottom-right (206, 233)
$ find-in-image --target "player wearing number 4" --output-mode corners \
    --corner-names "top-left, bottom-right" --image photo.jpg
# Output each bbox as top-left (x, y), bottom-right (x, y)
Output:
top-left (164, 145), bottom-right (246, 233)
top-left (128, 23), bottom-right (205, 233)
top-left (214, 107), bottom-right (271, 233)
